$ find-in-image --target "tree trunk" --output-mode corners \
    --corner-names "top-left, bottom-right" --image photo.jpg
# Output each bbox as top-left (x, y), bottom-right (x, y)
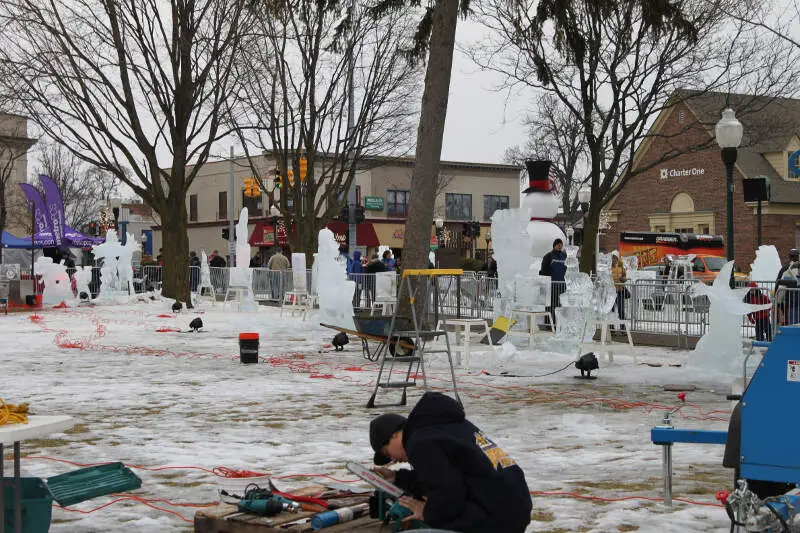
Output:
top-left (401, 0), bottom-right (459, 273)
top-left (579, 208), bottom-right (600, 274)
top-left (0, 186), bottom-right (6, 264)
top-left (159, 197), bottom-right (192, 307)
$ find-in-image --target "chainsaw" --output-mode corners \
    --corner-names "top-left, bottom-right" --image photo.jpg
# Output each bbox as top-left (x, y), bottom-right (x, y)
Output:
top-left (346, 462), bottom-right (427, 532)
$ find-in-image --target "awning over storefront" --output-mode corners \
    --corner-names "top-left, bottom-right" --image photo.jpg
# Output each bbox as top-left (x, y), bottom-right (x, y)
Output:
top-left (326, 220), bottom-right (380, 247)
top-left (249, 221), bottom-right (289, 247)
top-left (373, 223), bottom-right (440, 249)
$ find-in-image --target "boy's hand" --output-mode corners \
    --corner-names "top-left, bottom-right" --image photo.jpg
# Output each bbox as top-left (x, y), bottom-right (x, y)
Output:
top-left (398, 496), bottom-right (425, 521)
top-left (372, 467), bottom-right (396, 483)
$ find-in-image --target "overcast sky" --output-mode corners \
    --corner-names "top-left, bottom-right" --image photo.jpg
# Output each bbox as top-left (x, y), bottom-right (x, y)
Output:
top-left (441, 20), bottom-right (530, 165)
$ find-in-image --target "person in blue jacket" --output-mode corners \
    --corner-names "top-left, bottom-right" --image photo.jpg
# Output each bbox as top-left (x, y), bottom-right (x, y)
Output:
top-left (369, 392), bottom-right (531, 533)
top-left (382, 249), bottom-right (396, 271)
top-left (350, 250), bottom-right (364, 307)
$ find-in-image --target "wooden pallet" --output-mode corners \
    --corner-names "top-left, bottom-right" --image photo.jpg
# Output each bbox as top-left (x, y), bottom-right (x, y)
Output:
top-left (194, 486), bottom-right (378, 533)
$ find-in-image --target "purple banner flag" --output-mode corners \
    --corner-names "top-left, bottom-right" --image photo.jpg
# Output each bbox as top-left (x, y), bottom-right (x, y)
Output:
top-left (18, 183), bottom-right (53, 238)
top-left (39, 175), bottom-right (66, 247)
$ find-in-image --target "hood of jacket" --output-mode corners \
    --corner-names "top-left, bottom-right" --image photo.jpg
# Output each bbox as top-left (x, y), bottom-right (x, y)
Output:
top-left (403, 392), bottom-right (464, 447)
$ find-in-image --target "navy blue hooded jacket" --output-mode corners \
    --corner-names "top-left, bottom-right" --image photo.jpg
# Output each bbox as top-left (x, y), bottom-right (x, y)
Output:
top-left (394, 392), bottom-right (531, 533)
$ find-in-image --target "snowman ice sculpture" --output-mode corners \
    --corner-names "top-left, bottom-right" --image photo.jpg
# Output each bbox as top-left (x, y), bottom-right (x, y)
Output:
top-left (521, 160), bottom-right (567, 264)
top-left (36, 257), bottom-right (73, 306)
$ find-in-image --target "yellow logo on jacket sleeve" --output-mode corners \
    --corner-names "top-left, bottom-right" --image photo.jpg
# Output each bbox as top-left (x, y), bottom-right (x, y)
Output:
top-left (475, 431), bottom-right (517, 470)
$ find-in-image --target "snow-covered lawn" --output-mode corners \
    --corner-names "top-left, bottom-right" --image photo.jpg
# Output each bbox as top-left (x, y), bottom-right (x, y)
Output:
top-left (1, 302), bottom-right (738, 532)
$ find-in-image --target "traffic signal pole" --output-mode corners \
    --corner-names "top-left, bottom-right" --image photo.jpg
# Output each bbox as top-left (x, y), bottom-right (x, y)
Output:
top-left (228, 146), bottom-right (236, 266)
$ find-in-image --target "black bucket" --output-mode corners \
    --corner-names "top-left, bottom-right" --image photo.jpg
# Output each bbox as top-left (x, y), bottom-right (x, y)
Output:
top-left (239, 332), bottom-right (259, 364)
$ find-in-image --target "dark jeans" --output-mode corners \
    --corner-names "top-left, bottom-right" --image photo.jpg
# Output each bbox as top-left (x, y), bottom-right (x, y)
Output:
top-left (754, 317), bottom-right (771, 341)
top-left (614, 288), bottom-right (626, 320)
top-left (549, 282), bottom-right (566, 326)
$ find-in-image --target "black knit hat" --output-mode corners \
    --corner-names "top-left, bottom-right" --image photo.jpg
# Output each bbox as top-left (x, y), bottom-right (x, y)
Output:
top-left (369, 414), bottom-right (406, 465)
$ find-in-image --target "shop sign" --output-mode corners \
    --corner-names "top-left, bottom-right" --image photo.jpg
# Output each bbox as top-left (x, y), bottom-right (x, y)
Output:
top-left (364, 197), bottom-right (384, 210)
top-left (392, 228), bottom-right (404, 240)
top-left (659, 167), bottom-right (706, 180)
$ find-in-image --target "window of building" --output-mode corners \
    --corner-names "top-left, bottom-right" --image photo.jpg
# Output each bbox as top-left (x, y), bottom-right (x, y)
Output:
top-left (387, 190), bottom-right (410, 217)
top-left (189, 194), bottom-right (198, 222)
top-left (674, 227), bottom-right (693, 234)
top-left (446, 193), bottom-right (472, 220)
top-left (242, 191), bottom-right (263, 217)
top-left (697, 224), bottom-right (709, 234)
top-left (483, 195), bottom-right (509, 221)
top-left (654, 226), bottom-right (666, 233)
top-left (218, 191), bottom-right (227, 220)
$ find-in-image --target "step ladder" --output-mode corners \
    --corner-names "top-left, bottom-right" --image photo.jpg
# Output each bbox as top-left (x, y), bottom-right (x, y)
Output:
top-left (366, 269), bottom-right (463, 409)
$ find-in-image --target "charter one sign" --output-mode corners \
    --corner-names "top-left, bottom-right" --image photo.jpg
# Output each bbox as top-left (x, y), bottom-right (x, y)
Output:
top-left (660, 166), bottom-right (706, 179)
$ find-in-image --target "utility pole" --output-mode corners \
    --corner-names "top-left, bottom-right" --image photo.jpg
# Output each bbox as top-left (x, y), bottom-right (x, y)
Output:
top-left (346, 8), bottom-right (357, 255)
top-left (228, 146), bottom-right (236, 266)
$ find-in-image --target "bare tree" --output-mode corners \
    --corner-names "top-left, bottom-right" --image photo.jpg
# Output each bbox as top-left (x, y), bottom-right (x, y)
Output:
top-left (36, 141), bottom-right (120, 229)
top-left (504, 93), bottom-right (589, 219)
top-left (0, 118), bottom-right (35, 262)
top-left (473, 0), bottom-right (799, 272)
top-left (229, 1), bottom-right (420, 253)
top-left (0, 0), bottom-right (253, 305)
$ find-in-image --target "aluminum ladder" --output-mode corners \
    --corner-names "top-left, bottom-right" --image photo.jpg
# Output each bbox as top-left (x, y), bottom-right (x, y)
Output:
top-left (366, 269), bottom-right (463, 409)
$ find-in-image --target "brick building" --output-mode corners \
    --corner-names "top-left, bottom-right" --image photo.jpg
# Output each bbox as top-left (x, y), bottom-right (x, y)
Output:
top-left (602, 91), bottom-right (800, 268)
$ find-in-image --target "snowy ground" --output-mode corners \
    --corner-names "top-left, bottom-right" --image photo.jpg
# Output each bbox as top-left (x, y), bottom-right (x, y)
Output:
top-left (1, 300), bottom-right (743, 532)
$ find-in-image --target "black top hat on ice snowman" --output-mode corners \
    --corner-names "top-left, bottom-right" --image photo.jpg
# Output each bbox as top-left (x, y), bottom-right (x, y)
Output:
top-left (522, 160), bottom-right (556, 194)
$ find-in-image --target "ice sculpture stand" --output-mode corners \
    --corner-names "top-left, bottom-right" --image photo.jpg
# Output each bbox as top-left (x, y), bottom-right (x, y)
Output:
top-left (511, 306), bottom-right (553, 348)
top-left (436, 317), bottom-right (496, 370)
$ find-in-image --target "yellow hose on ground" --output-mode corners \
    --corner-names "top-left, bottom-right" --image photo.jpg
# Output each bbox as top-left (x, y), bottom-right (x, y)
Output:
top-left (0, 398), bottom-right (29, 425)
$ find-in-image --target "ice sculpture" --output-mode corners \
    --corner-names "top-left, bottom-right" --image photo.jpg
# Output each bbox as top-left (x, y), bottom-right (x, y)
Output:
top-left (691, 261), bottom-right (771, 372)
top-left (228, 207), bottom-right (253, 294)
top-left (36, 257), bottom-right (73, 306)
top-left (316, 228), bottom-right (355, 330)
top-left (74, 266), bottom-right (93, 301)
top-left (200, 250), bottom-right (212, 288)
top-left (117, 233), bottom-right (140, 295)
top-left (92, 229), bottom-right (125, 299)
top-left (292, 253), bottom-right (308, 294)
top-left (490, 207), bottom-right (533, 316)
top-left (521, 167), bottom-right (566, 259)
top-left (750, 245), bottom-right (781, 288)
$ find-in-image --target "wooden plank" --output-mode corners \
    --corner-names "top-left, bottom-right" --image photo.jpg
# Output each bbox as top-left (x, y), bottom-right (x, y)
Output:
top-left (194, 485), bottom-right (378, 533)
top-left (319, 323), bottom-right (414, 350)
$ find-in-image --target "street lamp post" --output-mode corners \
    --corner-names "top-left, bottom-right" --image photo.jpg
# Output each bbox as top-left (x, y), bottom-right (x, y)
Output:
top-left (578, 187), bottom-right (592, 270)
top-left (715, 108), bottom-right (743, 262)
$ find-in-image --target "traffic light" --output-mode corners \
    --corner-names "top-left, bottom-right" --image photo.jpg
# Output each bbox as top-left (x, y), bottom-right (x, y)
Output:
top-left (462, 222), bottom-right (471, 236)
top-left (222, 228), bottom-right (229, 240)
top-left (243, 177), bottom-right (261, 198)
top-left (472, 221), bottom-right (481, 237)
top-left (339, 205), bottom-right (349, 223)
top-left (299, 156), bottom-right (308, 182)
top-left (88, 221), bottom-right (97, 235)
top-left (274, 169), bottom-right (282, 189)
top-left (287, 169), bottom-right (294, 187)
top-left (354, 205), bottom-right (365, 224)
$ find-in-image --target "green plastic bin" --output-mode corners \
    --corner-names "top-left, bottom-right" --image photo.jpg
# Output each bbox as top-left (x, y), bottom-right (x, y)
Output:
top-left (3, 477), bottom-right (53, 533)
top-left (45, 462), bottom-right (142, 507)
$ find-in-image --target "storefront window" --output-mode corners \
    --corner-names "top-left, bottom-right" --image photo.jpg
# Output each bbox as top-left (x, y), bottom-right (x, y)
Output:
top-left (483, 195), bottom-right (509, 221)
top-left (446, 193), bottom-right (472, 220)
top-left (387, 190), bottom-right (410, 217)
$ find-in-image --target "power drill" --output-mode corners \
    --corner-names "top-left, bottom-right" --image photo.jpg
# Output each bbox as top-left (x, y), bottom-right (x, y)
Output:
top-left (370, 490), bottom-right (426, 532)
top-left (237, 486), bottom-right (301, 517)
